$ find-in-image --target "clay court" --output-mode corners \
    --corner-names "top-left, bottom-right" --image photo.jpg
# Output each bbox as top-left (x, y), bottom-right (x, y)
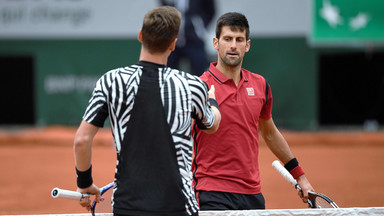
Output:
top-left (0, 126), bottom-right (383, 214)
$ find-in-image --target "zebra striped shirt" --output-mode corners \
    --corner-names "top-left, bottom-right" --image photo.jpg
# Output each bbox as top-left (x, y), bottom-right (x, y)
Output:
top-left (83, 61), bottom-right (215, 215)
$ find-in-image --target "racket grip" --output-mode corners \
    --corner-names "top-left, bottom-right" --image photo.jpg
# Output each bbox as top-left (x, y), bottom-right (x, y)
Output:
top-left (272, 160), bottom-right (298, 188)
top-left (51, 188), bottom-right (91, 200)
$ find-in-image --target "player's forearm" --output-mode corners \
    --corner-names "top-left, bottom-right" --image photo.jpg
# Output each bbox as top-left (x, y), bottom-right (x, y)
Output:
top-left (73, 121), bottom-right (99, 171)
top-left (263, 129), bottom-right (294, 164)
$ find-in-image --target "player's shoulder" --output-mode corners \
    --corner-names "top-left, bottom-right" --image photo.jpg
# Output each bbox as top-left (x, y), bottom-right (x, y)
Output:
top-left (162, 67), bottom-right (206, 87)
top-left (199, 70), bottom-right (217, 86)
top-left (242, 68), bottom-right (266, 83)
top-left (171, 67), bottom-right (204, 82)
top-left (108, 64), bottom-right (142, 76)
top-left (199, 71), bottom-right (210, 82)
top-left (97, 65), bottom-right (138, 86)
top-left (167, 67), bottom-right (187, 77)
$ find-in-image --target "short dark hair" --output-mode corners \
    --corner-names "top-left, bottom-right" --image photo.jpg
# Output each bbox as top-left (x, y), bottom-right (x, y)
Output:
top-left (141, 6), bottom-right (181, 53)
top-left (215, 12), bottom-right (249, 40)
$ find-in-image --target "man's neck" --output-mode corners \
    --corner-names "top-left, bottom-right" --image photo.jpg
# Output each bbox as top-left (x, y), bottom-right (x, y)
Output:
top-left (216, 61), bottom-right (242, 86)
top-left (139, 47), bottom-right (169, 65)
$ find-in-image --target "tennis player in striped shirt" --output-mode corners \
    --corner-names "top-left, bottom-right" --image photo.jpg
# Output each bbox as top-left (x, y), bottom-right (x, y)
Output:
top-left (73, 6), bottom-right (221, 216)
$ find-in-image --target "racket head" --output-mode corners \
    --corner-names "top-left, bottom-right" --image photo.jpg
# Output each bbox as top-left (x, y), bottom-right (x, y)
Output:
top-left (90, 182), bottom-right (114, 215)
top-left (308, 191), bottom-right (339, 208)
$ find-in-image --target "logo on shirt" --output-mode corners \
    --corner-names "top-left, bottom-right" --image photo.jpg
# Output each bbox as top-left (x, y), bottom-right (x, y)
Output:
top-left (246, 87), bottom-right (255, 96)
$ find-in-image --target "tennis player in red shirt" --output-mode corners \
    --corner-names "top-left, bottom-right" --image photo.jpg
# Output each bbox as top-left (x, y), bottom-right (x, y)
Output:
top-left (192, 12), bottom-right (314, 210)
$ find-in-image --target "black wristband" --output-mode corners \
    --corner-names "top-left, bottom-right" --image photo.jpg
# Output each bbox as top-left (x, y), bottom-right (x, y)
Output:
top-left (208, 98), bottom-right (219, 110)
top-left (76, 165), bottom-right (93, 188)
top-left (284, 158), bottom-right (299, 172)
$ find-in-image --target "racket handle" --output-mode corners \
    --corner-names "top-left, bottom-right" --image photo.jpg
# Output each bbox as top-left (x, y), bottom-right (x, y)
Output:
top-left (272, 160), bottom-right (301, 190)
top-left (51, 188), bottom-right (91, 200)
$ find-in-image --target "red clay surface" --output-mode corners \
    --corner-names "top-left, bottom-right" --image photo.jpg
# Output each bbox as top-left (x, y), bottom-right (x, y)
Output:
top-left (0, 126), bottom-right (383, 214)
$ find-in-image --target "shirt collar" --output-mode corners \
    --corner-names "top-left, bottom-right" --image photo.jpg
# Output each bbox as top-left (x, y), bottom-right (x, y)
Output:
top-left (208, 62), bottom-right (249, 84)
top-left (138, 60), bottom-right (166, 68)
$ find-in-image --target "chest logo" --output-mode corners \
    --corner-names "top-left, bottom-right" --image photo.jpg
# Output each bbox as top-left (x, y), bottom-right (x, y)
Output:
top-left (246, 87), bottom-right (255, 96)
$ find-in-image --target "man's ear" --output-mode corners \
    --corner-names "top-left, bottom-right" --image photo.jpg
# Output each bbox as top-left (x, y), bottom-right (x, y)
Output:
top-left (169, 38), bottom-right (177, 51)
top-left (245, 39), bottom-right (251, 53)
top-left (138, 29), bottom-right (143, 43)
top-left (213, 38), bottom-right (219, 51)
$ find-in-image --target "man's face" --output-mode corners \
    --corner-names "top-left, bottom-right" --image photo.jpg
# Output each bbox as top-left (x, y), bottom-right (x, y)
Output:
top-left (214, 26), bottom-right (250, 67)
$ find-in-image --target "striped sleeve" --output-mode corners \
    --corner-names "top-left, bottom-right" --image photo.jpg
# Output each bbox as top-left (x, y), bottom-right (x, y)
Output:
top-left (83, 70), bottom-right (115, 127)
top-left (189, 75), bottom-right (215, 130)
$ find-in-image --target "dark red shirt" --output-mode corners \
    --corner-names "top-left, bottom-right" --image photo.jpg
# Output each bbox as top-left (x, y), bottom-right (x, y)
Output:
top-left (192, 62), bottom-right (272, 194)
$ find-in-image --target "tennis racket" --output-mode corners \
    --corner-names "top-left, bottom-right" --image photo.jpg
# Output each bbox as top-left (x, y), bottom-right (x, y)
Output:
top-left (272, 160), bottom-right (339, 208)
top-left (51, 182), bottom-right (114, 215)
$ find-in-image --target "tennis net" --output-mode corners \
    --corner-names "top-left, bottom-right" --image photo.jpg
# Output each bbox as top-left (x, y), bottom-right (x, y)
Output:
top-left (5, 207), bottom-right (384, 216)
top-left (200, 207), bottom-right (384, 215)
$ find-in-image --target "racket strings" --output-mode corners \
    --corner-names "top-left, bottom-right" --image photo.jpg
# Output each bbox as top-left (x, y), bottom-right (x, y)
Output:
top-left (91, 187), bottom-right (113, 214)
top-left (312, 195), bottom-right (335, 208)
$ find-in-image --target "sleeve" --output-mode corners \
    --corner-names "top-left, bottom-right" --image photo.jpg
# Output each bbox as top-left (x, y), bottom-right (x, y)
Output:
top-left (260, 80), bottom-right (273, 120)
top-left (189, 76), bottom-right (215, 130)
top-left (82, 73), bottom-right (110, 127)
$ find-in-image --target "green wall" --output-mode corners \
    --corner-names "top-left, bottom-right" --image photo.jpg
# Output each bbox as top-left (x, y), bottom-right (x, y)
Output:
top-left (0, 40), bottom-right (141, 126)
top-left (243, 38), bottom-right (317, 130)
top-left (0, 38), bottom-right (317, 130)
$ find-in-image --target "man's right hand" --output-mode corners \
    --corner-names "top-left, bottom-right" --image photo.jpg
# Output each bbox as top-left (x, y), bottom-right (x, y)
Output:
top-left (77, 184), bottom-right (101, 211)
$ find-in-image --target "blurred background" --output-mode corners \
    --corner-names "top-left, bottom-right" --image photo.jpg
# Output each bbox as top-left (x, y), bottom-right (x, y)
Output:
top-left (0, 0), bottom-right (383, 131)
top-left (1, 1), bottom-right (384, 214)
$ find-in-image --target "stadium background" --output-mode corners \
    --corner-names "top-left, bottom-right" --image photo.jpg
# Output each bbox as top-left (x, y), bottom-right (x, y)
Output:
top-left (0, 0), bottom-right (383, 214)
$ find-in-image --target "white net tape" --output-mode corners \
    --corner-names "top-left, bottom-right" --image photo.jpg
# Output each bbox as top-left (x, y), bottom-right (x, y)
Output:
top-left (6, 207), bottom-right (384, 216)
top-left (199, 207), bottom-right (384, 216)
